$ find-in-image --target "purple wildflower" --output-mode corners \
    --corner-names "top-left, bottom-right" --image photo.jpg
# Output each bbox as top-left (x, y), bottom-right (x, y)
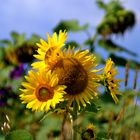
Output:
top-left (10, 64), bottom-right (24, 79)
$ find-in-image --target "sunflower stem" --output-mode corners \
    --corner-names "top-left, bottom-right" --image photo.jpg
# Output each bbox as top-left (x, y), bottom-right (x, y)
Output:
top-left (71, 101), bottom-right (78, 140)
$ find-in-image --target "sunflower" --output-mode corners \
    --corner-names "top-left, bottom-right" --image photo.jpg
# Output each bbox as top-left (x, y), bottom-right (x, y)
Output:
top-left (47, 47), bottom-right (101, 108)
top-left (81, 124), bottom-right (96, 140)
top-left (31, 30), bottom-right (67, 69)
top-left (103, 58), bottom-right (122, 104)
top-left (20, 69), bottom-right (66, 112)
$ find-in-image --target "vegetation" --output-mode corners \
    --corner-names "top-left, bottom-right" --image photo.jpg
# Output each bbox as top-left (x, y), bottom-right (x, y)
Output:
top-left (0, 1), bottom-right (140, 140)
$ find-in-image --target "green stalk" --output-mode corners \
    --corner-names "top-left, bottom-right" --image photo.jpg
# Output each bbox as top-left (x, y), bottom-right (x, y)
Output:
top-left (71, 101), bottom-right (78, 140)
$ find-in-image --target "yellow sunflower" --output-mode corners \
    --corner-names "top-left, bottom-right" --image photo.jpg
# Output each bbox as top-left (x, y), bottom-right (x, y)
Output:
top-left (103, 58), bottom-right (122, 104)
top-left (31, 30), bottom-right (67, 69)
top-left (47, 47), bottom-right (101, 108)
top-left (20, 69), bottom-right (66, 112)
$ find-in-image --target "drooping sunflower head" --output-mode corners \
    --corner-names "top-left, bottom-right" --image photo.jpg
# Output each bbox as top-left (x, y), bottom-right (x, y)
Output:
top-left (31, 30), bottom-right (67, 70)
top-left (103, 58), bottom-right (122, 104)
top-left (20, 69), bottom-right (66, 112)
top-left (48, 47), bottom-right (101, 108)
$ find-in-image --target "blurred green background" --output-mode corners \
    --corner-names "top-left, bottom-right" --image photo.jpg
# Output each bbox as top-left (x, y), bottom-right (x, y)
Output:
top-left (0, 0), bottom-right (140, 140)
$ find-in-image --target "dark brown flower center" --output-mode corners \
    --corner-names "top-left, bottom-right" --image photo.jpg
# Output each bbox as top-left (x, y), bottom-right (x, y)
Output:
top-left (52, 58), bottom-right (88, 95)
top-left (36, 85), bottom-right (54, 102)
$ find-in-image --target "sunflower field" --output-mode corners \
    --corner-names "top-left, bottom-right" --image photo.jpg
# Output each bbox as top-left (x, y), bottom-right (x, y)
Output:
top-left (0, 0), bottom-right (140, 140)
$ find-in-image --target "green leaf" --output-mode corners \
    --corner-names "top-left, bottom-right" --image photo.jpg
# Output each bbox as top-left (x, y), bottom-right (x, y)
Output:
top-left (53, 20), bottom-right (88, 33)
top-left (84, 38), bottom-right (95, 52)
top-left (65, 41), bottom-right (79, 49)
top-left (100, 92), bottom-right (115, 103)
top-left (109, 54), bottom-right (127, 67)
top-left (84, 101), bottom-right (101, 113)
top-left (96, 131), bottom-right (111, 140)
top-left (28, 34), bottom-right (41, 44)
top-left (95, 53), bottom-right (104, 64)
top-left (5, 129), bottom-right (33, 140)
top-left (0, 39), bottom-right (12, 45)
top-left (0, 47), bottom-right (5, 60)
top-left (10, 31), bottom-right (19, 42)
top-left (84, 38), bottom-right (94, 46)
top-left (16, 33), bottom-right (26, 46)
top-left (109, 53), bottom-right (140, 69)
top-left (96, 0), bottom-right (123, 12)
top-left (98, 39), bottom-right (137, 56)
top-left (56, 101), bottom-right (67, 109)
top-left (0, 66), bottom-right (13, 84)
top-left (10, 31), bottom-right (26, 47)
top-left (96, 0), bottom-right (106, 10)
top-left (106, 1), bottom-right (123, 12)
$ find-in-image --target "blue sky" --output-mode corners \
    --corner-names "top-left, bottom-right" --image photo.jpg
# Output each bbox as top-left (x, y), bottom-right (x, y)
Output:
top-left (1, 0), bottom-right (139, 38)
top-left (0, 0), bottom-right (140, 56)
top-left (0, 0), bottom-right (140, 90)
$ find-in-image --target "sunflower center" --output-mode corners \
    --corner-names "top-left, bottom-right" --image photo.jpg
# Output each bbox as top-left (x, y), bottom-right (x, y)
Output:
top-left (36, 85), bottom-right (54, 102)
top-left (52, 58), bottom-right (88, 95)
top-left (45, 48), bottom-right (52, 63)
top-left (45, 48), bottom-right (59, 66)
